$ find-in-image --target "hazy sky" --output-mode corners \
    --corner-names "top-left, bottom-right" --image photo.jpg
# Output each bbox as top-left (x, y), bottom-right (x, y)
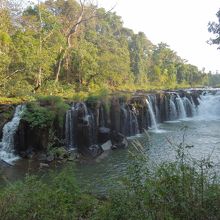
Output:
top-left (99, 0), bottom-right (220, 73)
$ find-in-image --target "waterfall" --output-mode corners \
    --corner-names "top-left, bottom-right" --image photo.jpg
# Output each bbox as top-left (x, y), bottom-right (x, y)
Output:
top-left (176, 95), bottom-right (186, 119)
top-left (120, 104), bottom-right (139, 136)
top-left (120, 104), bottom-right (128, 135)
top-left (130, 107), bottom-right (140, 135)
top-left (65, 105), bottom-right (76, 149)
top-left (149, 95), bottom-right (160, 122)
top-left (183, 97), bottom-right (196, 117)
top-left (146, 98), bottom-right (158, 130)
top-left (76, 102), bottom-right (96, 147)
top-left (197, 91), bottom-right (220, 120)
top-left (169, 97), bottom-right (178, 120)
top-left (99, 105), bottom-right (105, 127)
top-left (0, 105), bottom-right (25, 163)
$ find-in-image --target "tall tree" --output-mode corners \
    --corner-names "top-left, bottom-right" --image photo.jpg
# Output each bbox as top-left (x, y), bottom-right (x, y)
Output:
top-left (208, 8), bottom-right (220, 48)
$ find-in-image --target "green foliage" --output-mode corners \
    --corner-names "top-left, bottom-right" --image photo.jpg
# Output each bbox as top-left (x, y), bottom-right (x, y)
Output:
top-left (0, 0), bottom-right (210, 99)
top-left (94, 136), bottom-right (220, 220)
top-left (87, 88), bottom-right (109, 103)
top-left (23, 102), bottom-right (55, 128)
top-left (208, 9), bottom-right (220, 48)
top-left (23, 96), bottom-right (69, 128)
top-left (0, 166), bottom-right (98, 220)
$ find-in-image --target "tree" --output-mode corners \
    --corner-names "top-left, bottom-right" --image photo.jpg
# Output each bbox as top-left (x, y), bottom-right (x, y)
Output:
top-left (43, 0), bottom-right (99, 83)
top-left (129, 32), bottom-right (154, 85)
top-left (208, 8), bottom-right (220, 48)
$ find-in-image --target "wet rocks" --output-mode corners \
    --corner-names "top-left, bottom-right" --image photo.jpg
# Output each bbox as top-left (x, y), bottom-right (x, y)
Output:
top-left (82, 144), bottom-right (104, 158)
top-left (110, 131), bottom-right (128, 149)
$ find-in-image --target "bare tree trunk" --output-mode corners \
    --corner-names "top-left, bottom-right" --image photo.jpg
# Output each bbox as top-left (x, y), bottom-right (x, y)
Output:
top-left (35, 0), bottom-right (42, 89)
top-left (54, 1), bottom-right (85, 83)
top-left (55, 47), bottom-right (65, 83)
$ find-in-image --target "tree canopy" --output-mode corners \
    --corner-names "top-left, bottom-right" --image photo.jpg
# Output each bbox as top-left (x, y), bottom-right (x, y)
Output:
top-left (0, 0), bottom-right (210, 98)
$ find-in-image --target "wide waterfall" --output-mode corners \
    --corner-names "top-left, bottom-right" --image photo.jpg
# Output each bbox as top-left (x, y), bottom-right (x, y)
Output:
top-left (0, 105), bottom-right (25, 163)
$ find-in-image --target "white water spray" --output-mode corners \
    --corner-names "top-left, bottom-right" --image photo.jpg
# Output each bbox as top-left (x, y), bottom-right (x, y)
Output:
top-left (146, 98), bottom-right (158, 130)
top-left (169, 99), bottom-right (178, 120)
top-left (0, 105), bottom-right (25, 163)
top-left (176, 95), bottom-right (186, 119)
top-left (197, 91), bottom-right (220, 120)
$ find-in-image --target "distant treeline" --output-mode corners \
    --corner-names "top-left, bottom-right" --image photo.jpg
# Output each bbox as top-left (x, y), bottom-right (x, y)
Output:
top-left (0, 0), bottom-right (215, 97)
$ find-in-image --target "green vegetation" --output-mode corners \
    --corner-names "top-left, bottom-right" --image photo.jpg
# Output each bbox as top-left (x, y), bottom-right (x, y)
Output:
top-left (0, 0), bottom-right (210, 102)
top-left (0, 167), bottom-right (99, 220)
top-left (23, 96), bottom-right (69, 128)
top-left (1, 135), bottom-right (220, 219)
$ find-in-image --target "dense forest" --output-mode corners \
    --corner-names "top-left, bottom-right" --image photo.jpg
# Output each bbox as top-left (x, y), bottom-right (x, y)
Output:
top-left (0, 0), bottom-right (218, 99)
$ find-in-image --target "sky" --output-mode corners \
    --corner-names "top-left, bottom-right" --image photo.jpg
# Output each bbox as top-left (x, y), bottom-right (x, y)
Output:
top-left (99, 0), bottom-right (220, 73)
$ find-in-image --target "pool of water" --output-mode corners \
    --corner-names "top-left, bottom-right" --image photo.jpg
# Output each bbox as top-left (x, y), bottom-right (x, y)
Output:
top-left (74, 118), bottom-right (220, 193)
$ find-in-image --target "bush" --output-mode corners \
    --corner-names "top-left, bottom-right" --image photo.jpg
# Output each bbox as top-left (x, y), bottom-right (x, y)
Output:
top-left (0, 166), bottom-right (98, 220)
top-left (94, 136), bottom-right (220, 220)
top-left (23, 96), bottom-right (69, 128)
top-left (22, 102), bottom-right (55, 128)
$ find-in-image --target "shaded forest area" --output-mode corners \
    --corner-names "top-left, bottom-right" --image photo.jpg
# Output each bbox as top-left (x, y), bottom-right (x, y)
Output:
top-left (0, 0), bottom-right (218, 99)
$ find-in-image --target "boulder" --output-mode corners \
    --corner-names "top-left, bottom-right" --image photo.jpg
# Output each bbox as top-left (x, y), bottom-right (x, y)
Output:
top-left (101, 140), bottom-right (112, 151)
top-left (110, 131), bottom-right (128, 149)
top-left (83, 144), bottom-right (104, 158)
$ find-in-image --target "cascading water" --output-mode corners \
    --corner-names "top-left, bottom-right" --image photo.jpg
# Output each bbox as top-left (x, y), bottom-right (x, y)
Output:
top-left (65, 105), bottom-right (76, 149)
top-left (99, 105), bottom-right (106, 127)
top-left (120, 104), bottom-right (128, 135)
top-left (146, 97), bottom-right (158, 130)
top-left (0, 105), bottom-right (25, 163)
top-left (150, 95), bottom-right (160, 123)
top-left (130, 107), bottom-right (140, 135)
top-left (120, 104), bottom-right (139, 136)
top-left (176, 95), bottom-right (187, 119)
top-left (183, 97), bottom-right (196, 117)
top-left (197, 91), bottom-right (220, 120)
top-left (169, 96), bottom-right (178, 120)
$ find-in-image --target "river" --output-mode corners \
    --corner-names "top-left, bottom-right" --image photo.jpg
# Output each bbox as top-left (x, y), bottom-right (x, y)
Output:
top-left (1, 89), bottom-right (220, 193)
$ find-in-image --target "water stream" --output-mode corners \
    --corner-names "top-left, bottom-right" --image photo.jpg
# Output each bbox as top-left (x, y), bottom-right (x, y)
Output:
top-left (146, 97), bottom-right (158, 130)
top-left (0, 105), bottom-right (25, 164)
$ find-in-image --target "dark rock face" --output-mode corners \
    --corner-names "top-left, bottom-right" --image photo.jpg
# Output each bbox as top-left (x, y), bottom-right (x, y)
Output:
top-left (110, 98), bottom-right (121, 133)
top-left (14, 119), bottom-right (50, 153)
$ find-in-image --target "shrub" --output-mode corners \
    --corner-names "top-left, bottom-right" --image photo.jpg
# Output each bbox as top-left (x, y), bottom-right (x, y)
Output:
top-left (0, 166), bottom-right (98, 220)
top-left (22, 102), bottom-right (55, 128)
top-left (23, 96), bottom-right (69, 128)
